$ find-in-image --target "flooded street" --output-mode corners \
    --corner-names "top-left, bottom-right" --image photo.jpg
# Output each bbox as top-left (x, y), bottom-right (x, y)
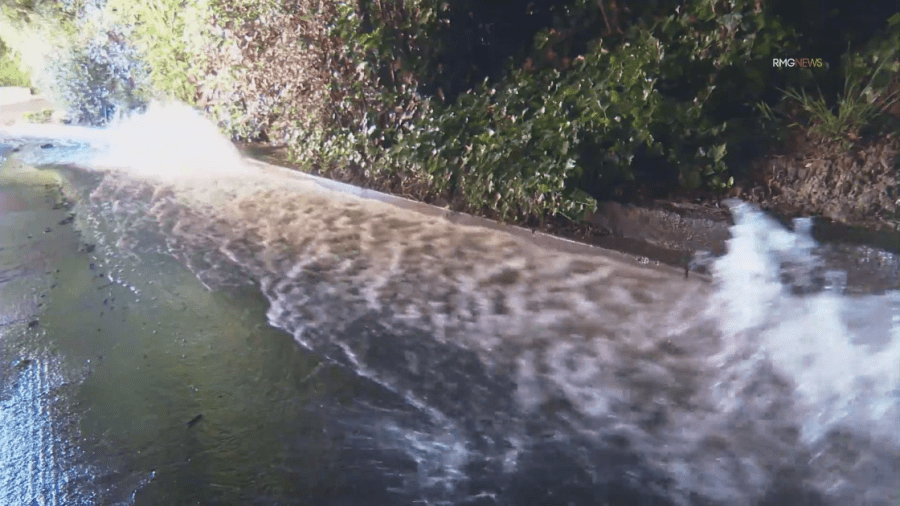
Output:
top-left (0, 103), bottom-right (897, 505)
top-left (0, 173), bottom-right (438, 505)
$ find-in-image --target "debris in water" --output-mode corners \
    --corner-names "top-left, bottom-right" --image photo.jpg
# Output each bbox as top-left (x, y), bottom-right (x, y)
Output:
top-left (83, 244), bottom-right (96, 253)
top-left (40, 143), bottom-right (53, 149)
top-left (187, 414), bottom-right (203, 428)
top-left (27, 319), bottom-right (39, 328)
top-left (16, 358), bottom-right (32, 369)
top-left (58, 214), bottom-right (75, 225)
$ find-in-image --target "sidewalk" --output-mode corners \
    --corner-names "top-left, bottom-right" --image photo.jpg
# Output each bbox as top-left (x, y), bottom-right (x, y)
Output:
top-left (0, 87), bottom-right (55, 125)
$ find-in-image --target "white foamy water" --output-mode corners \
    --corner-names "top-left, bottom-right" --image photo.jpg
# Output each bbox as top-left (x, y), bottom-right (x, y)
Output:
top-left (1, 101), bottom-right (246, 177)
top-left (2, 102), bottom-right (897, 505)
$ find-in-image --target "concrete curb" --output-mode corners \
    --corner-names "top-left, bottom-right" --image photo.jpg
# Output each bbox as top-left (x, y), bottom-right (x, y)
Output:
top-left (244, 158), bottom-right (702, 281)
top-left (245, 156), bottom-right (898, 294)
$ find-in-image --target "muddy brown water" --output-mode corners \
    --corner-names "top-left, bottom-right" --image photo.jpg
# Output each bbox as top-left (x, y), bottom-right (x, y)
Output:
top-left (1, 105), bottom-right (897, 506)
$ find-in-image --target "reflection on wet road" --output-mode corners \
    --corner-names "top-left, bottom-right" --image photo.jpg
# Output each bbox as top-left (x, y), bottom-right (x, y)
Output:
top-left (0, 179), bottom-right (459, 505)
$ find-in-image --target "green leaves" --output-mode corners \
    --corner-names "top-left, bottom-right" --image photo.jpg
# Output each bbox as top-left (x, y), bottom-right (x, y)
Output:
top-left (0, 39), bottom-right (32, 87)
top-left (351, 0), bottom-right (768, 217)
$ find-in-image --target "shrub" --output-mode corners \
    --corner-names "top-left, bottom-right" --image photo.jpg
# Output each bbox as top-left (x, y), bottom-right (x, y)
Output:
top-left (0, 0), bottom-right (153, 125)
top-left (393, 34), bottom-right (667, 220)
top-left (22, 109), bottom-right (54, 123)
top-left (0, 1), bottom-right (81, 95)
top-left (46, 26), bottom-right (151, 125)
top-left (102, 0), bottom-right (214, 103)
top-left (196, 0), bottom-right (344, 145)
top-left (0, 38), bottom-right (33, 88)
top-left (316, 0), bottom-right (804, 221)
top-left (9, 0), bottom-right (891, 224)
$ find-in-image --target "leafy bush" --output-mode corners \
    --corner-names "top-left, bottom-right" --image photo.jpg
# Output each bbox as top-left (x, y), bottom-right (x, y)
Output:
top-left (1, 0), bottom-right (215, 125)
top-left (22, 108), bottom-right (54, 123)
top-left (9, 0), bottom-right (892, 224)
top-left (0, 0), bottom-right (152, 125)
top-left (394, 35), bottom-right (667, 220)
top-left (102, 0), bottom-right (213, 103)
top-left (311, 0), bottom-right (805, 221)
top-left (0, 1), bottom-right (81, 95)
top-left (47, 27), bottom-right (150, 125)
top-left (195, 0), bottom-right (344, 144)
top-left (0, 39), bottom-right (33, 88)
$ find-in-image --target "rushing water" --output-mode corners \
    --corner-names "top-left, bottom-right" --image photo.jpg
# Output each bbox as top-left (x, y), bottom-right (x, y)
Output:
top-left (1, 102), bottom-right (898, 505)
